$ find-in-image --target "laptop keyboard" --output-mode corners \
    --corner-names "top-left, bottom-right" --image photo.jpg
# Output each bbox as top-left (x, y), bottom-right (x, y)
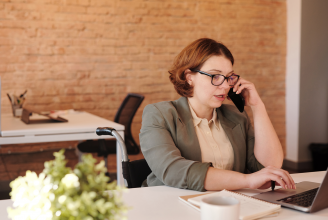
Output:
top-left (278, 188), bottom-right (319, 207)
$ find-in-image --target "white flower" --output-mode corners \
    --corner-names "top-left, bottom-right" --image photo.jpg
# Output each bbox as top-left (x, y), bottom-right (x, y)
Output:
top-left (55, 211), bottom-right (61, 216)
top-left (58, 195), bottom-right (67, 204)
top-left (61, 173), bottom-right (80, 188)
top-left (8, 150), bottom-right (126, 220)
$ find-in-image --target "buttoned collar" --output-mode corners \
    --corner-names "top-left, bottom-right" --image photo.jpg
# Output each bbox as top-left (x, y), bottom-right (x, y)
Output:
top-left (188, 101), bottom-right (220, 129)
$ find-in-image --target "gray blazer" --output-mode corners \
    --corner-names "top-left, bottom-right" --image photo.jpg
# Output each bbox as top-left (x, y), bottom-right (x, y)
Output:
top-left (139, 97), bottom-right (264, 191)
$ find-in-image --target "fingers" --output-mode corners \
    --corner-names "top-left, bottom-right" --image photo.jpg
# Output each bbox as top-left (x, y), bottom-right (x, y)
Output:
top-left (266, 166), bottom-right (296, 189)
top-left (269, 174), bottom-right (289, 189)
top-left (249, 167), bottom-right (296, 190)
top-left (235, 83), bottom-right (251, 95)
top-left (233, 78), bottom-right (242, 92)
top-left (233, 77), bottom-right (251, 93)
top-left (234, 80), bottom-right (254, 95)
top-left (273, 168), bottom-right (295, 189)
top-left (283, 170), bottom-right (296, 189)
top-left (232, 77), bottom-right (263, 107)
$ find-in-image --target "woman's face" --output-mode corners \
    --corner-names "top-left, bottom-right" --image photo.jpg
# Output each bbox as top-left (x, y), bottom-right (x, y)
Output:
top-left (187, 55), bottom-right (233, 109)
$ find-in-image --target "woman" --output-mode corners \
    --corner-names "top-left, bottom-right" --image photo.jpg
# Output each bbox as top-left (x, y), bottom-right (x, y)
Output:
top-left (139, 38), bottom-right (294, 192)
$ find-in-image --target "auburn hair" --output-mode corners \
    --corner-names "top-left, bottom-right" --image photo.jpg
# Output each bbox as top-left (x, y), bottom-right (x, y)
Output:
top-left (168, 38), bottom-right (234, 97)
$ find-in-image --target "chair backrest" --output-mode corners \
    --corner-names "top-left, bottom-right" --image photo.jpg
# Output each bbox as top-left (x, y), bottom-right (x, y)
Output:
top-left (114, 93), bottom-right (144, 138)
top-left (114, 93), bottom-right (144, 154)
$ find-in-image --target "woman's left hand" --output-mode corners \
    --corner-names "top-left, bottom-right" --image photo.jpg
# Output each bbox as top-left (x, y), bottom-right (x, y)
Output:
top-left (231, 77), bottom-right (262, 107)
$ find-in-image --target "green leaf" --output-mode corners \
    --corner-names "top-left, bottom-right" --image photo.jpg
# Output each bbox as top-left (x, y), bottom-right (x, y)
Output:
top-left (9, 149), bottom-right (127, 220)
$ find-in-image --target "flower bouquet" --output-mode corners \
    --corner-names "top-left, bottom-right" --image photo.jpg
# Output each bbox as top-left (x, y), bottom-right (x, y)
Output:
top-left (8, 149), bottom-right (127, 220)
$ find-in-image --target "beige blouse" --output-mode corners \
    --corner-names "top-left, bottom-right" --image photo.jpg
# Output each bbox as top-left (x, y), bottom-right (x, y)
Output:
top-left (188, 102), bottom-right (234, 170)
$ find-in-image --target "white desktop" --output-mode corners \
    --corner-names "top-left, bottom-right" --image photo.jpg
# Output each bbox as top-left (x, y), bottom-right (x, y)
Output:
top-left (0, 80), bottom-right (125, 185)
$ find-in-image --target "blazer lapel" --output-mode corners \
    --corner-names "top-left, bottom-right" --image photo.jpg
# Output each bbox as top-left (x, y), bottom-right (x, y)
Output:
top-left (172, 98), bottom-right (246, 171)
top-left (217, 108), bottom-right (246, 173)
top-left (174, 97), bottom-right (202, 162)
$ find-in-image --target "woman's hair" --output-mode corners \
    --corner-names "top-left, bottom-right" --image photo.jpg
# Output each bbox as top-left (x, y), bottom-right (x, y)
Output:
top-left (168, 38), bottom-right (234, 97)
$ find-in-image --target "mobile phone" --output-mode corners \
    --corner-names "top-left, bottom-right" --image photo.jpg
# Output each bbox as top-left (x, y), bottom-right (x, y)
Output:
top-left (228, 87), bottom-right (245, 113)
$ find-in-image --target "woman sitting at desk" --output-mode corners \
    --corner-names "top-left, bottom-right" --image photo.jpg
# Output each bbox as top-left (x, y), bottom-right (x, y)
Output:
top-left (139, 38), bottom-right (295, 191)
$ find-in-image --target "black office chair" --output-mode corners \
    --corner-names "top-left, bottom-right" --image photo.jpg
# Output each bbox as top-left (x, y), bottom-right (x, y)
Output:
top-left (96, 127), bottom-right (151, 188)
top-left (77, 93), bottom-right (145, 176)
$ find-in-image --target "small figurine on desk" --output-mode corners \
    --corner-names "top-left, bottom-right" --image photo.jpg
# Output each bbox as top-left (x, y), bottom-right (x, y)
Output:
top-left (7, 90), bottom-right (27, 117)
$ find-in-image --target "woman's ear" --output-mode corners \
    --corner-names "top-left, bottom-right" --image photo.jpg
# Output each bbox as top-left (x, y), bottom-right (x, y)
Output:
top-left (184, 69), bottom-right (193, 86)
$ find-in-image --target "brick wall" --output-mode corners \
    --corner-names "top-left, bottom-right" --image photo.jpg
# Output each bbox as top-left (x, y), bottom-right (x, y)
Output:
top-left (0, 0), bottom-right (286, 181)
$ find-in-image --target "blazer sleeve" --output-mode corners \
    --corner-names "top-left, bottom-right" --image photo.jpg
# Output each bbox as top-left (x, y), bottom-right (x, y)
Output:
top-left (245, 111), bottom-right (265, 173)
top-left (139, 104), bottom-right (211, 191)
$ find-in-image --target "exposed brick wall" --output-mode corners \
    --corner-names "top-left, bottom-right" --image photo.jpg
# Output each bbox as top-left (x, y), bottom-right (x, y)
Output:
top-left (0, 0), bottom-right (286, 181)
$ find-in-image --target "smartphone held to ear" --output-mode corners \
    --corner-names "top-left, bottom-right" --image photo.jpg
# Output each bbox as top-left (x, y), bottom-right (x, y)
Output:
top-left (228, 88), bottom-right (245, 113)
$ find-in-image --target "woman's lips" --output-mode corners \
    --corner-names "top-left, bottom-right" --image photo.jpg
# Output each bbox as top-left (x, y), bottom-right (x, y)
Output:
top-left (214, 94), bottom-right (226, 101)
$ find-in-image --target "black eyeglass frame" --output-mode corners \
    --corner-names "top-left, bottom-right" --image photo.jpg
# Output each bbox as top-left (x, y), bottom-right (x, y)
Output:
top-left (192, 69), bottom-right (240, 86)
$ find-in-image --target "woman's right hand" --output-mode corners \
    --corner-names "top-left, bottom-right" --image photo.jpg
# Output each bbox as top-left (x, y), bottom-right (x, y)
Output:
top-left (246, 166), bottom-right (295, 190)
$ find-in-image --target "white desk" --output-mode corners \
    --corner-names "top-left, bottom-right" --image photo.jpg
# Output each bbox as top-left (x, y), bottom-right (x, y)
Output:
top-left (0, 172), bottom-right (327, 219)
top-left (0, 112), bottom-right (125, 185)
top-left (121, 171), bottom-right (328, 220)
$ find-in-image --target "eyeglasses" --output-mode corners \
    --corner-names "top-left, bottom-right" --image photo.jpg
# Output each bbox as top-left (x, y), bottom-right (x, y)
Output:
top-left (192, 69), bottom-right (240, 86)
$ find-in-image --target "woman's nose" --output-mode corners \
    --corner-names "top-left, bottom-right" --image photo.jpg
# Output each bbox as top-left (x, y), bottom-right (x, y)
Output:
top-left (220, 79), bottom-right (230, 90)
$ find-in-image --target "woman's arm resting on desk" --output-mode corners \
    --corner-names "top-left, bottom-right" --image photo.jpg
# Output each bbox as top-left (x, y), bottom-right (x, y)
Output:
top-left (233, 78), bottom-right (284, 168)
top-left (204, 166), bottom-right (296, 191)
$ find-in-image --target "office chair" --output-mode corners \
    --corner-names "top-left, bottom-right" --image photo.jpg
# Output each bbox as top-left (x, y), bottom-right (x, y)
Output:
top-left (77, 93), bottom-right (144, 176)
top-left (96, 127), bottom-right (151, 188)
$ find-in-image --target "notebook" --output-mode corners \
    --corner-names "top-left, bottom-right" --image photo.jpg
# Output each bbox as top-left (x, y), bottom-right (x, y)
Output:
top-left (179, 189), bottom-right (281, 220)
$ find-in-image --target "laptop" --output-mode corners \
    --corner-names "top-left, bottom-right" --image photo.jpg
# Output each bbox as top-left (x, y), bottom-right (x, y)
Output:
top-left (253, 169), bottom-right (328, 213)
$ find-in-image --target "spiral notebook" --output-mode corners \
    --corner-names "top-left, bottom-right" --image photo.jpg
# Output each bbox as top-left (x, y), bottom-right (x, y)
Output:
top-left (179, 189), bottom-right (281, 220)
